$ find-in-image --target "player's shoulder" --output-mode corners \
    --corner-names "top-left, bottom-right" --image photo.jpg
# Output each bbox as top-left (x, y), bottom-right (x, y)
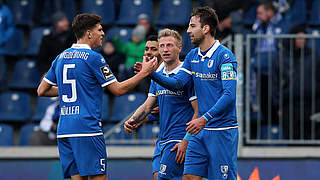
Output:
top-left (185, 47), bottom-right (199, 60)
top-left (217, 45), bottom-right (236, 63)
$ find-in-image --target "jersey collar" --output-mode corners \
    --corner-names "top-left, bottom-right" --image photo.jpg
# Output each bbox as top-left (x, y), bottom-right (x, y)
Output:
top-left (71, 44), bottom-right (91, 50)
top-left (162, 62), bottom-right (183, 76)
top-left (197, 40), bottom-right (220, 60)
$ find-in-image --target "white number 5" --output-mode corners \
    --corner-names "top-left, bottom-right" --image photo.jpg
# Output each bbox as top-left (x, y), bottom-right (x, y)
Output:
top-left (62, 64), bottom-right (77, 103)
top-left (100, 158), bottom-right (106, 171)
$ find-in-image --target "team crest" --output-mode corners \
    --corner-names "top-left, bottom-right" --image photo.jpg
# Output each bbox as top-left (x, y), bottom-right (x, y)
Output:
top-left (101, 58), bottom-right (106, 63)
top-left (221, 165), bottom-right (229, 179)
top-left (159, 164), bottom-right (167, 175)
top-left (207, 60), bottom-right (214, 68)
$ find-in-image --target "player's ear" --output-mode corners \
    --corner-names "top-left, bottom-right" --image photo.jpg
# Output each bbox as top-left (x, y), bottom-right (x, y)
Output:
top-left (202, 24), bottom-right (210, 34)
top-left (87, 30), bottom-right (92, 39)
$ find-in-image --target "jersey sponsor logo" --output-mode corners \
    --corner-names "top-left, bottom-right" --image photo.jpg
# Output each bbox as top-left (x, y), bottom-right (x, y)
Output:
top-left (208, 59), bottom-right (214, 68)
top-left (221, 165), bottom-right (229, 179)
top-left (191, 59), bottom-right (199, 63)
top-left (60, 105), bottom-right (80, 115)
top-left (159, 164), bottom-right (167, 175)
top-left (194, 72), bottom-right (218, 80)
top-left (100, 65), bottom-right (114, 80)
top-left (156, 89), bottom-right (184, 96)
top-left (221, 63), bottom-right (237, 80)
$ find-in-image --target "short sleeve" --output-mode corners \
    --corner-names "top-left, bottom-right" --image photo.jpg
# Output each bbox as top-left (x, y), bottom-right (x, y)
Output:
top-left (219, 50), bottom-right (237, 81)
top-left (148, 80), bottom-right (157, 97)
top-left (86, 53), bottom-right (116, 87)
top-left (185, 80), bottom-right (196, 101)
top-left (180, 50), bottom-right (194, 75)
top-left (44, 59), bottom-right (57, 85)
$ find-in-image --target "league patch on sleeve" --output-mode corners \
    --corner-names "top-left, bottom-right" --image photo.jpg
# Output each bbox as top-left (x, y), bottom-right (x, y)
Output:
top-left (221, 63), bottom-right (237, 80)
top-left (100, 65), bottom-right (114, 80)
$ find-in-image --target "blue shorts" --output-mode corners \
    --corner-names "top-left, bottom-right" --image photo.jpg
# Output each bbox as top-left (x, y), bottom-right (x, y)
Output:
top-left (184, 128), bottom-right (238, 180)
top-left (157, 142), bottom-right (184, 180)
top-left (152, 140), bottom-right (161, 174)
top-left (57, 135), bottom-right (107, 178)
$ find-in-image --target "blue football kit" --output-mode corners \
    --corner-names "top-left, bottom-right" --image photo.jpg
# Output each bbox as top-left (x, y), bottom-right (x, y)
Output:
top-left (149, 63), bottom-right (196, 180)
top-left (151, 41), bottom-right (238, 179)
top-left (44, 44), bottom-right (116, 178)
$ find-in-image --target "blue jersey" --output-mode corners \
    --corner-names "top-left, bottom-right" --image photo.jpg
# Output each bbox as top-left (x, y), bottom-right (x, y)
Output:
top-left (149, 63), bottom-right (196, 145)
top-left (151, 41), bottom-right (237, 128)
top-left (44, 44), bottom-right (116, 138)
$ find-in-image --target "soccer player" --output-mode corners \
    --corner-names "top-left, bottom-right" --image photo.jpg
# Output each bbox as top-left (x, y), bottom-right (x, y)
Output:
top-left (124, 29), bottom-right (198, 180)
top-left (145, 7), bottom-right (238, 180)
top-left (37, 14), bottom-right (155, 180)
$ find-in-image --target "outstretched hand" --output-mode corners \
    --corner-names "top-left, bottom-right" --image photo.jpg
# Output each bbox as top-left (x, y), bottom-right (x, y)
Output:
top-left (186, 117), bottom-right (207, 135)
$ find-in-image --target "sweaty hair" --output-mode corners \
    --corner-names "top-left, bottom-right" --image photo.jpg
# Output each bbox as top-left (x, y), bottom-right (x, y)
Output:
top-left (191, 6), bottom-right (219, 37)
top-left (158, 28), bottom-right (182, 46)
top-left (72, 13), bottom-right (102, 40)
top-left (146, 35), bottom-right (158, 42)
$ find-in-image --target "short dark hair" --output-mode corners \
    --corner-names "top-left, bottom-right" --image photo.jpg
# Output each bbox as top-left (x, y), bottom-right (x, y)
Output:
top-left (261, 1), bottom-right (277, 13)
top-left (72, 13), bottom-right (102, 40)
top-left (146, 35), bottom-right (158, 42)
top-left (191, 6), bottom-right (219, 37)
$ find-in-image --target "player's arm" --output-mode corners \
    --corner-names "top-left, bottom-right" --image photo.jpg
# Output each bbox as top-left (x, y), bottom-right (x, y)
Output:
top-left (107, 57), bottom-right (157, 96)
top-left (124, 96), bottom-right (157, 134)
top-left (37, 80), bottom-right (58, 97)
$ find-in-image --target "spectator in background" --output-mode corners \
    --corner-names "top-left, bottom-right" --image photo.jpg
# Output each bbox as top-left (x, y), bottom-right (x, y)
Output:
top-left (30, 101), bottom-right (59, 145)
top-left (215, 11), bottom-right (233, 41)
top-left (138, 14), bottom-right (157, 38)
top-left (0, 0), bottom-right (14, 55)
top-left (38, 12), bottom-right (75, 74)
top-left (273, 25), bottom-right (320, 139)
top-left (114, 25), bottom-right (146, 84)
top-left (100, 39), bottom-right (125, 78)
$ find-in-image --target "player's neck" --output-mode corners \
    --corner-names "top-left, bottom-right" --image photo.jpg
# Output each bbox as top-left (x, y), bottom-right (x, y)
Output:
top-left (199, 35), bottom-right (215, 52)
top-left (165, 58), bottom-right (181, 71)
top-left (77, 39), bottom-right (93, 49)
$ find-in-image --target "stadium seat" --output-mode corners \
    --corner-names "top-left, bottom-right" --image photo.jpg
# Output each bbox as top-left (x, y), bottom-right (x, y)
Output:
top-left (284, 0), bottom-right (306, 26)
top-left (18, 124), bottom-right (39, 146)
top-left (9, 59), bottom-right (41, 89)
top-left (81, 0), bottom-right (115, 25)
top-left (62, 0), bottom-right (76, 22)
top-left (243, 4), bottom-right (258, 26)
top-left (308, 0), bottom-right (320, 25)
top-left (8, 0), bottom-right (33, 26)
top-left (103, 124), bottom-right (134, 145)
top-left (0, 124), bottom-right (14, 146)
top-left (110, 93), bottom-right (146, 122)
top-left (0, 91), bottom-right (31, 122)
top-left (116, 0), bottom-right (153, 25)
top-left (25, 27), bottom-right (51, 56)
top-left (106, 27), bottom-right (133, 43)
top-left (3, 28), bottom-right (24, 56)
top-left (0, 56), bottom-right (8, 92)
top-left (39, 0), bottom-right (55, 26)
top-left (32, 97), bottom-right (57, 122)
top-left (155, 0), bottom-right (192, 26)
top-left (180, 31), bottom-right (195, 57)
top-left (137, 123), bottom-right (159, 140)
top-left (101, 94), bottom-right (110, 122)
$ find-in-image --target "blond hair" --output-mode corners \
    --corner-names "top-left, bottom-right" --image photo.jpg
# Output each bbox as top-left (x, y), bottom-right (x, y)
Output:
top-left (158, 28), bottom-right (182, 46)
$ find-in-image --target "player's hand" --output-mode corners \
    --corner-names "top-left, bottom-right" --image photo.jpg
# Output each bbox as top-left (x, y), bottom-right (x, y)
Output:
top-left (134, 62), bottom-right (142, 74)
top-left (124, 118), bottom-right (137, 134)
top-left (140, 56), bottom-right (158, 75)
top-left (171, 139), bottom-right (188, 164)
top-left (186, 117), bottom-right (207, 135)
top-left (150, 106), bottom-right (159, 114)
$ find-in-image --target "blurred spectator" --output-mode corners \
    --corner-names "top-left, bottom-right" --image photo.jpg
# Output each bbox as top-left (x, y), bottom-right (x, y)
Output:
top-left (100, 39), bottom-right (125, 78)
top-left (0, 0), bottom-right (14, 55)
top-left (38, 12), bottom-right (75, 74)
top-left (137, 14), bottom-right (157, 38)
top-left (272, 25), bottom-right (320, 139)
top-left (215, 12), bottom-right (233, 41)
top-left (30, 101), bottom-right (59, 145)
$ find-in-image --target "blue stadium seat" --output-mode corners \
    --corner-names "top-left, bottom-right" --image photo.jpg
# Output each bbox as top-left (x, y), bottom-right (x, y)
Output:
top-left (62, 0), bottom-right (76, 22)
top-left (8, 0), bottom-right (33, 26)
top-left (243, 4), bottom-right (258, 26)
top-left (284, 0), bottom-right (306, 26)
top-left (103, 124), bottom-right (134, 145)
top-left (101, 94), bottom-right (110, 122)
top-left (308, 0), bottom-right (320, 25)
top-left (81, 0), bottom-right (115, 25)
top-left (116, 0), bottom-right (153, 25)
top-left (0, 92), bottom-right (31, 122)
top-left (9, 59), bottom-right (41, 89)
top-left (180, 31), bottom-right (195, 57)
top-left (0, 56), bottom-right (8, 92)
top-left (138, 123), bottom-right (159, 140)
top-left (307, 28), bottom-right (320, 54)
top-left (110, 93), bottom-right (146, 122)
top-left (3, 28), bottom-right (24, 56)
top-left (106, 27), bottom-right (133, 43)
top-left (0, 124), bottom-right (14, 146)
top-left (155, 0), bottom-right (192, 26)
top-left (18, 124), bottom-right (39, 146)
top-left (32, 97), bottom-right (57, 122)
top-left (25, 27), bottom-right (51, 56)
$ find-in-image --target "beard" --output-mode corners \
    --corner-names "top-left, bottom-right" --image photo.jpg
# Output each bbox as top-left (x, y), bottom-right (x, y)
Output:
top-left (191, 35), bottom-right (205, 46)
